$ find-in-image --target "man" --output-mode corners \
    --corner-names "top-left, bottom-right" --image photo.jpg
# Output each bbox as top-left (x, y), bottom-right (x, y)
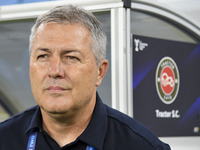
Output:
top-left (0, 5), bottom-right (170, 150)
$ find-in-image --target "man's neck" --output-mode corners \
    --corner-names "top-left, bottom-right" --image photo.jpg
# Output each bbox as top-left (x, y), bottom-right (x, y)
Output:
top-left (41, 99), bottom-right (96, 147)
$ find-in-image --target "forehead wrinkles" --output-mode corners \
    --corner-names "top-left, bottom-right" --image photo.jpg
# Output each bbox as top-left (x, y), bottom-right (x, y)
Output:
top-left (36, 23), bottom-right (93, 48)
top-left (37, 22), bottom-right (90, 38)
top-left (33, 23), bottom-right (94, 56)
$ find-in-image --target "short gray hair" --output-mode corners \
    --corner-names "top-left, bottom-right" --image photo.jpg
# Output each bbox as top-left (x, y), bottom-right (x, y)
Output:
top-left (29, 5), bottom-right (107, 66)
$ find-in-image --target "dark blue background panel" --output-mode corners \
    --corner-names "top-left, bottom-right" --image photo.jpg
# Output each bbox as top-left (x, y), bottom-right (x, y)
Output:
top-left (133, 34), bottom-right (200, 137)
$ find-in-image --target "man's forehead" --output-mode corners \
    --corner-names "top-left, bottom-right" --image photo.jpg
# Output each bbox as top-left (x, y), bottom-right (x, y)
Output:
top-left (37, 21), bottom-right (90, 32)
top-left (35, 22), bottom-right (92, 43)
top-left (31, 22), bottom-right (93, 55)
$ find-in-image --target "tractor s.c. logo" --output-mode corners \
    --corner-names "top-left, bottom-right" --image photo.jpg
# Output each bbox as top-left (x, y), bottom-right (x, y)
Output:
top-left (155, 57), bottom-right (180, 104)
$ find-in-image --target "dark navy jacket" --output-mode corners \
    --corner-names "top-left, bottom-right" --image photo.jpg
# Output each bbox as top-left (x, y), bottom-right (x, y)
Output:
top-left (0, 93), bottom-right (170, 150)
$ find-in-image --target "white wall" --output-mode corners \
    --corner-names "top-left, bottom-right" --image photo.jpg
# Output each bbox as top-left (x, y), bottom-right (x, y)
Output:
top-left (157, 0), bottom-right (200, 26)
top-left (160, 137), bottom-right (200, 150)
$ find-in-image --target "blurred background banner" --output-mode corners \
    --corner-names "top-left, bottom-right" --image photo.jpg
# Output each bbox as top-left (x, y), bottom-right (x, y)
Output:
top-left (133, 34), bottom-right (200, 137)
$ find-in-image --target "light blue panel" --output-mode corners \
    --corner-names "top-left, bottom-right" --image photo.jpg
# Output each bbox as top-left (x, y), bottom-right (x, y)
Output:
top-left (0, 0), bottom-right (56, 6)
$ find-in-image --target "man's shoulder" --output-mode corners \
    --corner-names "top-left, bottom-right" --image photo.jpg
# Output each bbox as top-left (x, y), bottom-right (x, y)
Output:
top-left (105, 104), bottom-right (148, 131)
top-left (105, 104), bottom-right (152, 134)
top-left (0, 106), bottom-right (39, 149)
top-left (0, 105), bottom-right (38, 131)
top-left (104, 105), bottom-right (170, 149)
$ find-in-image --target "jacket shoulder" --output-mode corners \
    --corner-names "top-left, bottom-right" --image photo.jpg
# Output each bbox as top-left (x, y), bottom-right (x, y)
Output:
top-left (0, 105), bottom-right (38, 131)
top-left (105, 105), bottom-right (170, 150)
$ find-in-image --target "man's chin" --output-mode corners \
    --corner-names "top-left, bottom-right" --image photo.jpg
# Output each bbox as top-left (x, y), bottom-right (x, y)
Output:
top-left (41, 105), bottom-right (68, 115)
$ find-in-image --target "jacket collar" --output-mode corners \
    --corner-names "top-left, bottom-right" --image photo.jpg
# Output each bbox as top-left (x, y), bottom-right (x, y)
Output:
top-left (79, 93), bottom-right (107, 150)
top-left (25, 92), bottom-right (107, 150)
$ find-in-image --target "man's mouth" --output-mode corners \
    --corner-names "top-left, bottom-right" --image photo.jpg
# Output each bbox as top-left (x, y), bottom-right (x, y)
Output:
top-left (46, 86), bottom-right (67, 93)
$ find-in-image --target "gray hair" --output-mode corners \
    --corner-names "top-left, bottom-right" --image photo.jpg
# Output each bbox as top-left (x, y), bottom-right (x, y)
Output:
top-left (29, 5), bottom-right (107, 66)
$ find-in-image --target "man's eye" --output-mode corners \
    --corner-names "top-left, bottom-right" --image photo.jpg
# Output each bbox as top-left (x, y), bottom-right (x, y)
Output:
top-left (37, 54), bottom-right (47, 59)
top-left (67, 56), bottom-right (79, 60)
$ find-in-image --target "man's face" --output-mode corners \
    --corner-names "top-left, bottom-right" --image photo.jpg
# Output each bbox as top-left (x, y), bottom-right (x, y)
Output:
top-left (29, 22), bottom-right (107, 116)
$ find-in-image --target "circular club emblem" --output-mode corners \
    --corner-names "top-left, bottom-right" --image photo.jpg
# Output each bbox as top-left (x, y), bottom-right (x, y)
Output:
top-left (156, 57), bottom-right (180, 104)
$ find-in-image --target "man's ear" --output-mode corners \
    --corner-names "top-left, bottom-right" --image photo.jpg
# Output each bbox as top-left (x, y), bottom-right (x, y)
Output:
top-left (96, 59), bottom-right (109, 87)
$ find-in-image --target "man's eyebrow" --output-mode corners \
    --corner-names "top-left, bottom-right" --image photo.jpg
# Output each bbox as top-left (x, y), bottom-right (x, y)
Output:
top-left (35, 48), bottom-right (84, 55)
top-left (61, 49), bottom-right (83, 55)
top-left (36, 47), bottom-right (50, 52)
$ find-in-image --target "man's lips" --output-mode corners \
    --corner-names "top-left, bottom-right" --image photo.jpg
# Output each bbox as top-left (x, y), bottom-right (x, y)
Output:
top-left (46, 86), bottom-right (67, 92)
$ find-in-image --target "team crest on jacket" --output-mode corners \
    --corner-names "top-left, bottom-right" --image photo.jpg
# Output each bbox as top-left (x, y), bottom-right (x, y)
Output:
top-left (155, 57), bottom-right (180, 104)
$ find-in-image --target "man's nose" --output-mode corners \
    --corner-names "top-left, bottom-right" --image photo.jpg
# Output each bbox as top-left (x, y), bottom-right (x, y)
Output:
top-left (48, 57), bottom-right (64, 79)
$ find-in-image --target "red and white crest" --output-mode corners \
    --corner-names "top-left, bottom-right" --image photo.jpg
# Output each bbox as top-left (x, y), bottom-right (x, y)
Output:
top-left (156, 57), bottom-right (180, 104)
